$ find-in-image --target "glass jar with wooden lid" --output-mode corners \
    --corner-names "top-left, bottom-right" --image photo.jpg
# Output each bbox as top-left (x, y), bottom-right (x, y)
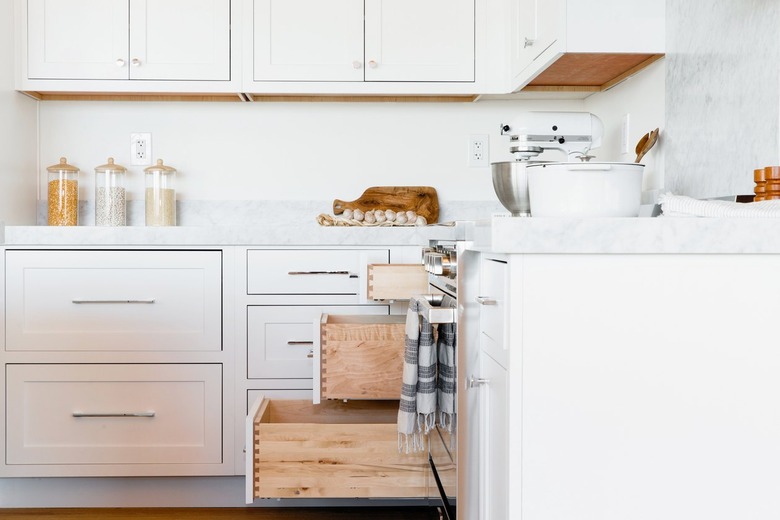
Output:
top-left (47, 157), bottom-right (79, 226)
top-left (144, 159), bottom-right (177, 226)
top-left (94, 157), bottom-right (128, 226)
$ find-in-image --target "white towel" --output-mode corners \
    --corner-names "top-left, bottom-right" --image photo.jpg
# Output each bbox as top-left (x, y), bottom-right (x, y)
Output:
top-left (398, 297), bottom-right (436, 453)
top-left (659, 193), bottom-right (780, 217)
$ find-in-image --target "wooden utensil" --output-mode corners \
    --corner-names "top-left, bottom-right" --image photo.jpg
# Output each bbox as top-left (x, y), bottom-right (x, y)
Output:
top-left (634, 128), bottom-right (659, 163)
top-left (333, 186), bottom-right (439, 223)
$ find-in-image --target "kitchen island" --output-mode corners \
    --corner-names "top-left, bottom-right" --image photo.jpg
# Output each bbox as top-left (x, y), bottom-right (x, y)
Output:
top-left (463, 216), bottom-right (780, 520)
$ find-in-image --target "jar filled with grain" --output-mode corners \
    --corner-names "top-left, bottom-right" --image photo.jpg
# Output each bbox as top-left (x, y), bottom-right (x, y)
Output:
top-left (47, 157), bottom-right (79, 226)
top-left (94, 157), bottom-right (127, 226)
top-left (144, 159), bottom-right (176, 226)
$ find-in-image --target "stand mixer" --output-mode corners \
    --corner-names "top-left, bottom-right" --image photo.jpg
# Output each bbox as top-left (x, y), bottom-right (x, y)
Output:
top-left (492, 111), bottom-right (604, 216)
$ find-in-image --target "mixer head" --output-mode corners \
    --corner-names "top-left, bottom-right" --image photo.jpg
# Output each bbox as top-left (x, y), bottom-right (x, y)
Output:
top-left (500, 111), bottom-right (604, 161)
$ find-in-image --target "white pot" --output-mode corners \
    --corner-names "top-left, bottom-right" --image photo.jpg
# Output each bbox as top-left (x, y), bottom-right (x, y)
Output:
top-left (526, 162), bottom-right (644, 217)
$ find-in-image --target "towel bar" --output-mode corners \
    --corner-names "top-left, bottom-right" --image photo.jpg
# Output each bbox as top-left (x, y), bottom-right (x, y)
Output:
top-left (414, 294), bottom-right (456, 324)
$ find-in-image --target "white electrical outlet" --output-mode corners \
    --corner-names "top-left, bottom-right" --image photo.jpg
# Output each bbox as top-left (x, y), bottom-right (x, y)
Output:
top-left (621, 114), bottom-right (630, 155)
top-left (130, 133), bottom-right (152, 166)
top-left (469, 134), bottom-right (489, 167)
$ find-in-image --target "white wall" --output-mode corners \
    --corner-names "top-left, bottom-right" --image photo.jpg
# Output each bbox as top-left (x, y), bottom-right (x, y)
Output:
top-left (38, 98), bottom-right (586, 208)
top-left (585, 59), bottom-right (666, 196)
top-left (0, 1), bottom-right (37, 225)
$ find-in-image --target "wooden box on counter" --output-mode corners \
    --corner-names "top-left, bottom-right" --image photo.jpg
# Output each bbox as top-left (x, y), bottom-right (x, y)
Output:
top-left (320, 314), bottom-right (406, 400)
top-left (247, 397), bottom-right (428, 499)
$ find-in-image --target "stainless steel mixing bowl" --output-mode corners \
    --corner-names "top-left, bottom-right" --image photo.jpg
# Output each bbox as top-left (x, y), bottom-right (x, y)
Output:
top-left (491, 161), bottom-right (535, 217)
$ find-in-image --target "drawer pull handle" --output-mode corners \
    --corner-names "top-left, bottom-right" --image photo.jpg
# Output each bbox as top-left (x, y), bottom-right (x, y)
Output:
top-left (476, 296), bottom-right (497, 306)
top-left (468, 376), bottom-right (490, 388)
top-left (72, 299), bottom-right (156, 304)
top-left (288, 341), bottom-right (314, 346)
top-left (307, 350), bottom-right (314, 359)
top-left (72, 411), bottom-right (155, 418)
top-left (287, 271), bottom-right (358, 278)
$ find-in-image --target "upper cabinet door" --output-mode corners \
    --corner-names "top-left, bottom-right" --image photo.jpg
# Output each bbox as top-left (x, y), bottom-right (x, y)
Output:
top-left (252, 0), bottom-right (364, 81)
top-left (129, 0), bottom-right (231, 81)
top-left (364, 0), bottom-right (474, 82)
top-left (27, 0), bottom-right (129, 80)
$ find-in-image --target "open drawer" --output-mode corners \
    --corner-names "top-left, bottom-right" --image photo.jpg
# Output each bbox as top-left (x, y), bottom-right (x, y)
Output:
top-left (245, 397), bottom-right (428, 502)
top-left (314, 314), bottom-right (406, 402)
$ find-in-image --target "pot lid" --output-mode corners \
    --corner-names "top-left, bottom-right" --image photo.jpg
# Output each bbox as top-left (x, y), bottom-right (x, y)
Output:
top-left (94, 157), bottom-right (127, 174)
top-left (144, 159), bottom-right (176, 174)
top-left (46, 157), bottom-right (79, 173)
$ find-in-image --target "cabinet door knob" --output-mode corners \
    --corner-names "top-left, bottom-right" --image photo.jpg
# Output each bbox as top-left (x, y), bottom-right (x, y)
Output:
top-left (368, 60), bottom-right (378, 69)
top-left (131, 58), bottom-right (142, 67)
top-left (476, 296), bottom-right (497, 305)
top-left (468, 375), bottom-right (489, 388)
top-left (115, 58), bottom-right (126, 67)
top-left (352, 60), bottom-right (363, 69)
top-left (524, 37), bottom-right (535, 48)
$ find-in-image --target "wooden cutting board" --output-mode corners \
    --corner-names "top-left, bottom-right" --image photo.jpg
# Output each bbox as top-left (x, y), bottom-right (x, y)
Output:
top-left (333, 186), bottom-right (439, 223)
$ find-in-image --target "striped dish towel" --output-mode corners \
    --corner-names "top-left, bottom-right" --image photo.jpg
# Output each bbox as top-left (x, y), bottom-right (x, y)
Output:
top-left (437, 322), bottom-right (456, 432)
top-left (398, 297), bottom-right (437, 453)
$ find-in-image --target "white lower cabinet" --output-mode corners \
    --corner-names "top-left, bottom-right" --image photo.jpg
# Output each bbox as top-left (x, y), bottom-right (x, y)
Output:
top-left (6, 363), bottom-right (222, 468)
top-left (479, 353), bottom-right (508, 520)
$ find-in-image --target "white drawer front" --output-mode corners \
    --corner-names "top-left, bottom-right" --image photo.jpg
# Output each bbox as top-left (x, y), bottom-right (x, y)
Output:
top-left (247, 305), bottom-right (389, 379)
top-left (5, 250), bottom-right (222, 351)
top-left (246, 249), bottom-right (389, 297)
top-left (6, 364), bottom-right (222, 466)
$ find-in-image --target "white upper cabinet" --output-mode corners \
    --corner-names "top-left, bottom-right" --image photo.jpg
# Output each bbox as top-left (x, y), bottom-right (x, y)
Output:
top-left (20, 0), bottom-right (237, 92)
top-left (363, 0), bottom-right (474, 82)
top-left (252, 0), bottom-right (364, 82)
top-left (509, 0), bottom-right (664, 93)
top-left (246, 0), bottom-right (476, 93)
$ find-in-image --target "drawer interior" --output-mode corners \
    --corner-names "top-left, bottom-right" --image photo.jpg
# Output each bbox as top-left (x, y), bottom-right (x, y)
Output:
top-left (248, 398), bottom-right (428, 500)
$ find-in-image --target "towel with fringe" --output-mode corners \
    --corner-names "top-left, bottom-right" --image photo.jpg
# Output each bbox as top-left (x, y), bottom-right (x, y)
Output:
top-left (659, 193), bottom-right (780, 217)
top-left (437, 322), bottom-right (456, 432)
top-left (398, 297), bottom-right (437, 453)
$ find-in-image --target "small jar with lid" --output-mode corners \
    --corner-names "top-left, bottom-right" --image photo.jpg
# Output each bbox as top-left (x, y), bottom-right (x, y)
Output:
top-left (47, 157), bottom-right (80, 226)
top-left (144, 159), bottom-right (177, 226)
top-left (94, 157), bottom-right (128, 226)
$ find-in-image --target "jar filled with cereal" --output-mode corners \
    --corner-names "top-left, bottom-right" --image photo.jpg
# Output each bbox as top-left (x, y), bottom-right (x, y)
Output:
top-left (47, 157), bottom-right (79, 226)
top-left (94, 157), bottom-right (127, 226)
top-left (144, 159), bottom-right (176, 226)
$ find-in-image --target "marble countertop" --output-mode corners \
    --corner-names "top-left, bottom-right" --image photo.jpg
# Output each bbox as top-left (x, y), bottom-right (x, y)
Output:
top-left (2, 222), bottom-right (465, 246)
top-left (473, 216), bottom-right (780, 254)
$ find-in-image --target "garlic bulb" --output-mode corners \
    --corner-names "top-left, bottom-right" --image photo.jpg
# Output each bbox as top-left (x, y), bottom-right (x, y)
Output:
top-left (343, 208), bottom-right (353, 219)
top-left (375, 212), bottom-right (387, 223)
top-left (415, 216), bottom-right (427, 226)
top-left (385, 209), bottom-right (396, 222)
top-left (406, 211), bottom-right (417, 224)
top-left (353, 209), bottom-right (364, 221)
top-left (364, 211), bottom-right (376, 224)
top-left (395, 212), bottom-right (408, 225)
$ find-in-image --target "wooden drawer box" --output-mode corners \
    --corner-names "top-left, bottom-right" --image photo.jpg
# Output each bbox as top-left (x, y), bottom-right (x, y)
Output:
top-left (319, 314), bottom-right (405, 400)
top-left (367, 263), bottom-right (428, 301)
top-left (6, 364), bottom-right (222, 467)
top-left (246, 249), bottom-right (389, 297)
top-left (5, 249), bottom-right (222, 352)
top-left (247, 305), bottom-right (389, 380)
top-left (246, 397), bottom-right (428, 501)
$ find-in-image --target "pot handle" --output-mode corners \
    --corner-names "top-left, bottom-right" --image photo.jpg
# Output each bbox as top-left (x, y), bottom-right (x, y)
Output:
top-left (564, 164), bottom-right (613, 171)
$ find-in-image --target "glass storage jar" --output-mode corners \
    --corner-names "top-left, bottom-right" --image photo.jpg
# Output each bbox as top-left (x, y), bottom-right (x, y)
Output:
top-left (47, 157), bottom-right (79, 226)
top-left (144, 159), bottom-right (176, 226)
top-left (94, 157), bottom-right (127, 226)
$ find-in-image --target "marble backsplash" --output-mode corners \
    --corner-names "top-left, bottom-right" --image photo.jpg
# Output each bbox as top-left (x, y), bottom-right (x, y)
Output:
top-left (36, 199), bottom-right (505, 227)
top-left (665, 0), bottom-right (780, 198)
